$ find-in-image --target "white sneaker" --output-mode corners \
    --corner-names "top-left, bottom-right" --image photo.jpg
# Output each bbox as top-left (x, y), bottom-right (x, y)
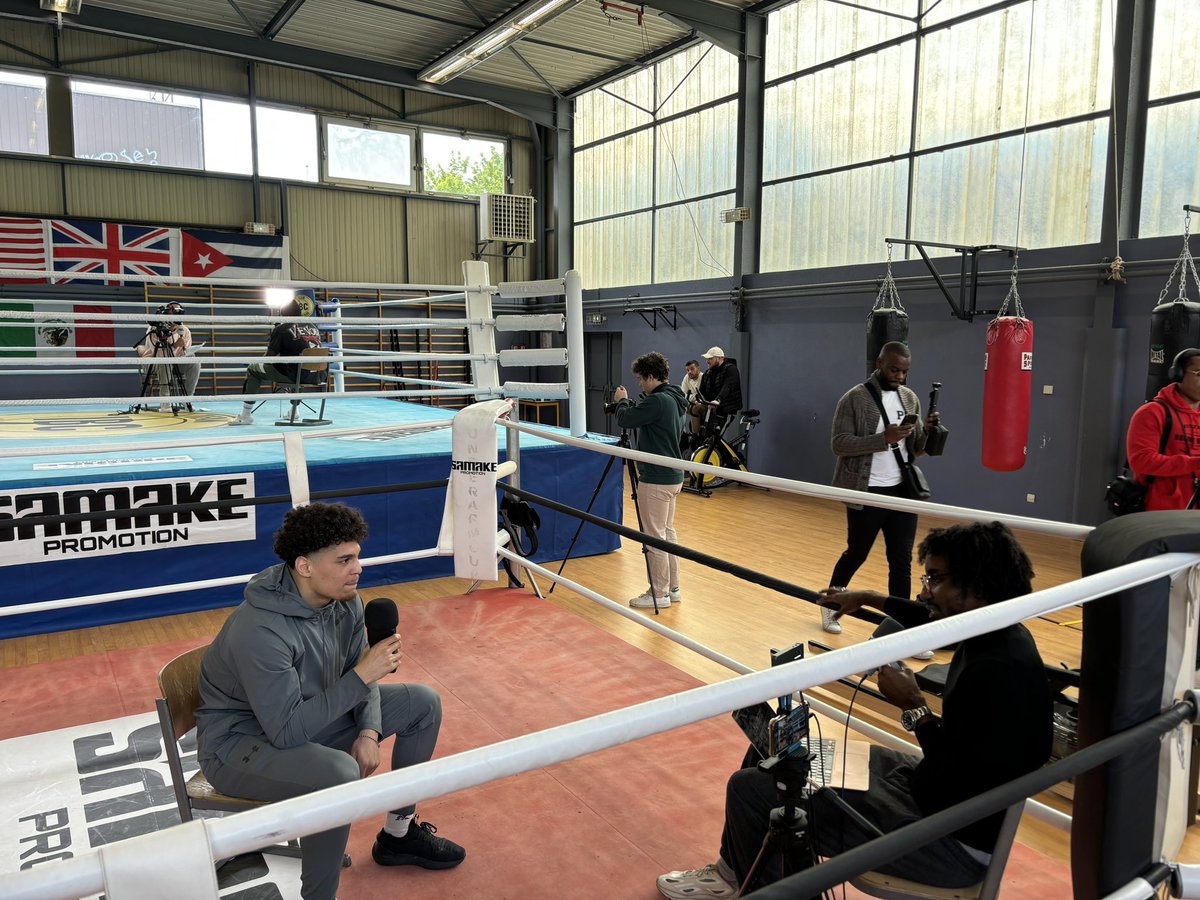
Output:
top-left (158, 404), bottom-right (172, 414)
top-left (910, 649), bottom-right (935, 661)
top-left (630, 591), bottom-right (670, 609)
top-left (821, 606), bottom-right (842, 634)
top-left (669, 587), bottom-right (682, 603)
top-left (657, 863), bottom-right (736, 900)
top-left (230, 409), bottom-right (254, 426)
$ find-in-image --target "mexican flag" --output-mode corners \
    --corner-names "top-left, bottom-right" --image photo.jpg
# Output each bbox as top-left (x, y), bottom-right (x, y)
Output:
top-left (0, 301), bottom-right (115, 358)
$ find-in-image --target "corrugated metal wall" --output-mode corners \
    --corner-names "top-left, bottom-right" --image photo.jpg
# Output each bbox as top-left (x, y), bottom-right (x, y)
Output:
top-left (0, 19), bottom-right (541, 283)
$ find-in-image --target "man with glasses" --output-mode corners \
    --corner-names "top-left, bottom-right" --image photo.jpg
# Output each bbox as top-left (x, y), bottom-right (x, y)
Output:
top-left (655, 521), bottom-right (1052, 899)
top-left (1126, 347), bottom-right (1200, 510)
top-left (612, 351), bottom-right (688, 609)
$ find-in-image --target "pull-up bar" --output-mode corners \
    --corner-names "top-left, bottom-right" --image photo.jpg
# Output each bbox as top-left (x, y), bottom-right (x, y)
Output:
top-left (886, 238), bottom-right (1022, 322)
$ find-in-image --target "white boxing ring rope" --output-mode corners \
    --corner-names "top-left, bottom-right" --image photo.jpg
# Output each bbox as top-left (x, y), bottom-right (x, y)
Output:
top-left (7, 547), bottom-right (1193, 900)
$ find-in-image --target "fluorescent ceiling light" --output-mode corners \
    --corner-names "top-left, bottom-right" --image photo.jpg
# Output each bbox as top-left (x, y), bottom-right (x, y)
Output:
top-left (418, 0), bottom-right (583, 85)
top-left (40, 0), bottom-right (82, 13)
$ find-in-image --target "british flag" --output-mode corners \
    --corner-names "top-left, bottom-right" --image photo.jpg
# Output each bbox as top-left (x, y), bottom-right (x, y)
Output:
top-left (50, 219), bottom-right (178, 285)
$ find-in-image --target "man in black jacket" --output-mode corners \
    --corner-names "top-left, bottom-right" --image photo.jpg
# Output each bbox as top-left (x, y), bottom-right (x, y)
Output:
top-left (693, 346), bottom-right (742, 431)
top-left (655, 521), bottom-right (1052, 899)
top-left (231, 294), bottom-right (322, 426)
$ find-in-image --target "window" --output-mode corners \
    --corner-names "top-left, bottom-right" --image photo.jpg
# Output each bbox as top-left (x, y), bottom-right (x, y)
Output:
top-left (201, 98), bottom-right (252, 175)
top-left (324, 117), bottom-right (416, 190)
top-left (421, 131), bottom-right (506, 196)
top-left (71, 80), bottom-right (203, 168)
top-left (0, 70), bottom-right (48, 156)
top-left (256, 106), bottom-right (318, 182)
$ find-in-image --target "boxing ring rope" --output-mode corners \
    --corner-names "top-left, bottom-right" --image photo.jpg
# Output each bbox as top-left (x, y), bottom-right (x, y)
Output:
top-left (7, 545), bottom-right (1195, 900)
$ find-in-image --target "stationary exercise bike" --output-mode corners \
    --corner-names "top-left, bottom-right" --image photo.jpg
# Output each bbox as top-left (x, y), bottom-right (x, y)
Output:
top-left (685, 404), bottom-right (761, 494)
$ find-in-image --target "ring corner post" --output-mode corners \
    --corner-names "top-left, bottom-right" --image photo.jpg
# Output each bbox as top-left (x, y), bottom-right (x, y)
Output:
top-left (564, 268), bottom-right (586, 437)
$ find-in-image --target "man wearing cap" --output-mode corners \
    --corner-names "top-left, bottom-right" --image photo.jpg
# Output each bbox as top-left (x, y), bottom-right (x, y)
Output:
top-left (693, 347), bottom-right (742, 432)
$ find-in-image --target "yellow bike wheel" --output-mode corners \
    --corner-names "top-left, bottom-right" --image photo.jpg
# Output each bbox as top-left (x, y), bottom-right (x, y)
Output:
top-left (691, 444), bottom-right (729, 488)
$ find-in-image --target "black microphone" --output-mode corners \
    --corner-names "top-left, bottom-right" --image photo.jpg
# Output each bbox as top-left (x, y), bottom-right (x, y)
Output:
top-left (364, 597), bottom-right (399, 647)
top-left (864, 616), bottom-right (907, 677)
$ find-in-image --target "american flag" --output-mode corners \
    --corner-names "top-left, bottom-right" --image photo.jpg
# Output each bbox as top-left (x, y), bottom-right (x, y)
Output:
top-left (51, 219), bottom-right (177, 285)
top-left (0, 217), bottom-right (49, 283)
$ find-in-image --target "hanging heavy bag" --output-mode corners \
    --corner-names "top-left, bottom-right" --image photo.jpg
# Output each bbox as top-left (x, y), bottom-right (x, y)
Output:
top-left (866, 245), bottom-right (909, 377)
top-left (1104, 400), bottom-right (1172, 516)
top-left (865, 381), bottom-right (931, 500)
top-left (1146, 300), bottom-right (1200, 401)
top-left (924, 381), bottom-right (949, 456)
top-left (982, 316), bottom-right (1033, 472)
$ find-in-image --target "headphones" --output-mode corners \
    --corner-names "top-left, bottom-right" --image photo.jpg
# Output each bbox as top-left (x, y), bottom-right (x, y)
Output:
top-left (1170, 348), bottom-right (1200, 383)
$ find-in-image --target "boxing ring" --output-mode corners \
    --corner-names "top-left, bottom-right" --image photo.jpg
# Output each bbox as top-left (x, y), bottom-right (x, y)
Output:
top-left (3, 267), bottom-right (1200, 899)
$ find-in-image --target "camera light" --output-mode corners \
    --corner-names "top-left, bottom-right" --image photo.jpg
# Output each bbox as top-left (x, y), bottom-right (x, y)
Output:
top-left (264, 288), bottom-right (295, 309)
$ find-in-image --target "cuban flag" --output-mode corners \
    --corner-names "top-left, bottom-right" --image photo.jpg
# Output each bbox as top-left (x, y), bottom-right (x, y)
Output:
top-left (50, 219), bottom-right (177, 286)
top-left (181, 230), bottom-right (290, 280)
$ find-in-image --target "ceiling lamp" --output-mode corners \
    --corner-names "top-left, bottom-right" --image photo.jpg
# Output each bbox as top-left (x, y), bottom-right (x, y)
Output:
top-left (418, 0), bottom-right (584, 85)
top-left (40, 0), bottom-right (82, 13)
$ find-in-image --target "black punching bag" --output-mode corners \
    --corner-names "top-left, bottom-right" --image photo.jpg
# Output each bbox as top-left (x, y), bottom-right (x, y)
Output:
top-left (866, 308), bottom-right (909, 377)
top-left (1146, 300), bottom-right (1200, 400)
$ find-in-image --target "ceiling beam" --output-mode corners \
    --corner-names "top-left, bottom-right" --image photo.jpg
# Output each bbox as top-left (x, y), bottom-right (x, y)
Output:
top-left (0, 0), bottom-right (559, 127)
top-left (263, 0), bottom-right (308, 39)
top-left (645, 0), bottom-right (747, 57)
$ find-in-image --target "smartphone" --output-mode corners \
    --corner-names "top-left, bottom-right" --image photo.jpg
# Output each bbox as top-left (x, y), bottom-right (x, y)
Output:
top-left (900, 413), bottom-right (919, 427)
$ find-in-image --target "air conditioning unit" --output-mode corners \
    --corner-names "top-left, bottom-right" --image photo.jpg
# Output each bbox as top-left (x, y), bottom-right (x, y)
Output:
top-left (479, 193), bottom-right (536, 244)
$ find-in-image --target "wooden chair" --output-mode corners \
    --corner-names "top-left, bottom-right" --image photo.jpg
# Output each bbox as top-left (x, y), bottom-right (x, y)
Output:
top-left (273, 346), bottom-right (332, 426)
top-left (155, 644), bottom-right (349, 868)
top-left (849, 800), bottom-right (1025, 900)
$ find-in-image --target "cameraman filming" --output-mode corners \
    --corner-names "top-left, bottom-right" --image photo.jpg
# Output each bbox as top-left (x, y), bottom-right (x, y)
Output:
top-left (612, 352), bottom-right (688, 610)
top-left (656, 522), bottom-right (1052, 899)
top-left (135, 301), bottom-right (199, 410)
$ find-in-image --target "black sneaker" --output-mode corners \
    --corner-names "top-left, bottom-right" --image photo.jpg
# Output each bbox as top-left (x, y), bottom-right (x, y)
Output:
top-left (371, 819), bottom-right (466, 870)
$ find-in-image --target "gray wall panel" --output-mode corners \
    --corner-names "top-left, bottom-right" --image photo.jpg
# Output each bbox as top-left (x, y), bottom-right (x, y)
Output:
top-left (287, 186), bottom-right (408, 283)
top-left (406, 198), bottom-right (478, 285)
top-left (0, 157), bottom-right (65, 216)
top-left (65, 165), bottom-right (254, 225)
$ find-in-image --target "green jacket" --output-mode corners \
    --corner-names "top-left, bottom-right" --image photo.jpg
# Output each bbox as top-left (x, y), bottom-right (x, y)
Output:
top-left (614, 383), bottom-right (687, 485)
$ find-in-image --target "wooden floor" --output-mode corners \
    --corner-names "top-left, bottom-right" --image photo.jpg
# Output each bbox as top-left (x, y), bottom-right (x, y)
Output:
top-left (1, 479), bottom-right (1193, 872)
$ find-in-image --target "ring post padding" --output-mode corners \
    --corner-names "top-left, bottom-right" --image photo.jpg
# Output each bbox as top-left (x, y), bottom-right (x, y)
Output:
top-left (100, 818), bottom-right (218, 900)
top-left (462, 260), bottom-right (500, 397)
top-left (1072, 512), bottom-right (1200, 899)
top-left (564, 269), bottom-right (586, 436)
top-left (497, 347), bottom-right (568, 367)
top-left (495, 313), bottom-right (565, 332)
top-left (437, 398), bottom-right (514, 579)
top-left (283, 432), bottom-right (311, 507)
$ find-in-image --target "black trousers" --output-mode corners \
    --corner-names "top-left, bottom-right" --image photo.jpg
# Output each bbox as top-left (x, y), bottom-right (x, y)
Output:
top-left (829, 483), bottom-right (917, 600)
top-left (719, 747), bottom-right (986, 892)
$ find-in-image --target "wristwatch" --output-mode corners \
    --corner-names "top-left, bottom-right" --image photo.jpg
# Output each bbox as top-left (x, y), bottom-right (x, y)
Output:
top-left (900, 705), bottom-right (933, 732)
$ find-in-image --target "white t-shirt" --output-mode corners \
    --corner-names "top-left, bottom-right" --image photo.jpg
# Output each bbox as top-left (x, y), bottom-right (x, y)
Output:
top-left (868, 389), bottom-right (909, 487)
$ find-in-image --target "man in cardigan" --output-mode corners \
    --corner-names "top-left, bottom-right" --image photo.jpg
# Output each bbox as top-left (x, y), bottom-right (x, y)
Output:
top-left (822, 341), bottom-right (939, 634)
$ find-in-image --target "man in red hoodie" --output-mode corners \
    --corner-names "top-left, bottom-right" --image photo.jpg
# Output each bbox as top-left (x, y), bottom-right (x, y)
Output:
top-left (1127, 347), bottom-right (1200, 510)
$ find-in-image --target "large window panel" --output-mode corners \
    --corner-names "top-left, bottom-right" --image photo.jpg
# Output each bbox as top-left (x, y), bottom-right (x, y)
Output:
top-left (767, 0), bottom-right (915, 81)
top-left (765, 44), bottom-right (914, 181)
top-left (655, 103), bottom-right (738, 205)
top-left (422, 131), bottom-right (505, 196)
top-left (574, 130), bottom-right (653, 221)
top-left (655, 194), bottom-right (736, 283)
top-left (1149, 0), bottom-right (1200, 101)
top-left (655, 44), bottom-right (738, 119)
top-left (575, 214), bottom-right (652, 289)
top-left (574, 69), bottom-right (653, 146)
top-left (1140, 100), bottom-right (1200, 238)
top-left (918, 1), bottom-right (1111, 151)
top-left (912, 120), bottom-right (1106, 251)
top-left (256, 106), bottom-right (318, 182)
top-left (324, 118), bottom-right (416, 190)
top-left (72, 80), bottom-right (202, 168)
top-left (0, 71), bottom-right (48, 156)
top-left (760, 161), bottom-right (909, 272)
top-left (201, 98), bottom-right (251, 175)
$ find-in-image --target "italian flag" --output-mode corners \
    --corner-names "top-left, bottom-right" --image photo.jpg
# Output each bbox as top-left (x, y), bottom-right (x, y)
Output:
top-left (0, 302), bottom-right (115, 358)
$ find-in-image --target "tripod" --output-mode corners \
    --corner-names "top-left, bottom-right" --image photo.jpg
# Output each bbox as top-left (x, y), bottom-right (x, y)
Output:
top-left (548, 428), bottom-right (661, 612)
top-left (738, 751), bottom-right (885, 898)
top-left (125, 329), bottom-right (191, 415)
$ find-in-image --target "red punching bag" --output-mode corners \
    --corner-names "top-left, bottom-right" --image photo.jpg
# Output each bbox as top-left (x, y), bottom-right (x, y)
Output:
top-left (982, 316), bottom-right (1033, 471)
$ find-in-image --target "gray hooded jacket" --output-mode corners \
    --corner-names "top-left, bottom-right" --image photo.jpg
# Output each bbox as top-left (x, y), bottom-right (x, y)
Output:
top-left (195, 563), bottom-right (378, 767)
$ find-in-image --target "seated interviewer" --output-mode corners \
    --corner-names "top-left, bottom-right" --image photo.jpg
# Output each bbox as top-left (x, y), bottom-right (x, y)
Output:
top-left (655, 522), bottom-right (1052, 900)
top-left (231, 296), bottom-right (322, 426)
top-left (195, 503), bottom-right (465, 900)
top-left (135, 301), bottom-right (200, 403)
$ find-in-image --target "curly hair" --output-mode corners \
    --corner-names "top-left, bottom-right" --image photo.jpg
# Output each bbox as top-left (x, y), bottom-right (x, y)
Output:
top-left (917, 521), bottom-right (1033, 605)
top-left (273, 502), bottom-right (369, 567)
top-left (631, 351), bottom-right (670, 382)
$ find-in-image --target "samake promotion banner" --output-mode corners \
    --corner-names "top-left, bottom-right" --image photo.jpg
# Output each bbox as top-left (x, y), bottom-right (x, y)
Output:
top-left (3, 712), bottom-right (301, 896)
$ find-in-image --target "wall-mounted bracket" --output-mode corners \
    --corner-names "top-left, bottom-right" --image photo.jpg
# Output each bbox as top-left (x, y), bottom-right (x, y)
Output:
top-left (474, 240), bottom-right (529, 262)
top-left (886, 238), bottom-right (1021, 322)
top-left (623, 303), bottom-right (678, 331)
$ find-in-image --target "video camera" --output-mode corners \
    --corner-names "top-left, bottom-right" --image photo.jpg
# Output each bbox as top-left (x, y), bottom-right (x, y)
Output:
top-left (150, 303), bottom-right (183, 337)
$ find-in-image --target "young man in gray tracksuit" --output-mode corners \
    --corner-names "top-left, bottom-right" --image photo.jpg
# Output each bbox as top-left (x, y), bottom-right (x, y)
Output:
top-left (613, 351), bottom-right (688, 610)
